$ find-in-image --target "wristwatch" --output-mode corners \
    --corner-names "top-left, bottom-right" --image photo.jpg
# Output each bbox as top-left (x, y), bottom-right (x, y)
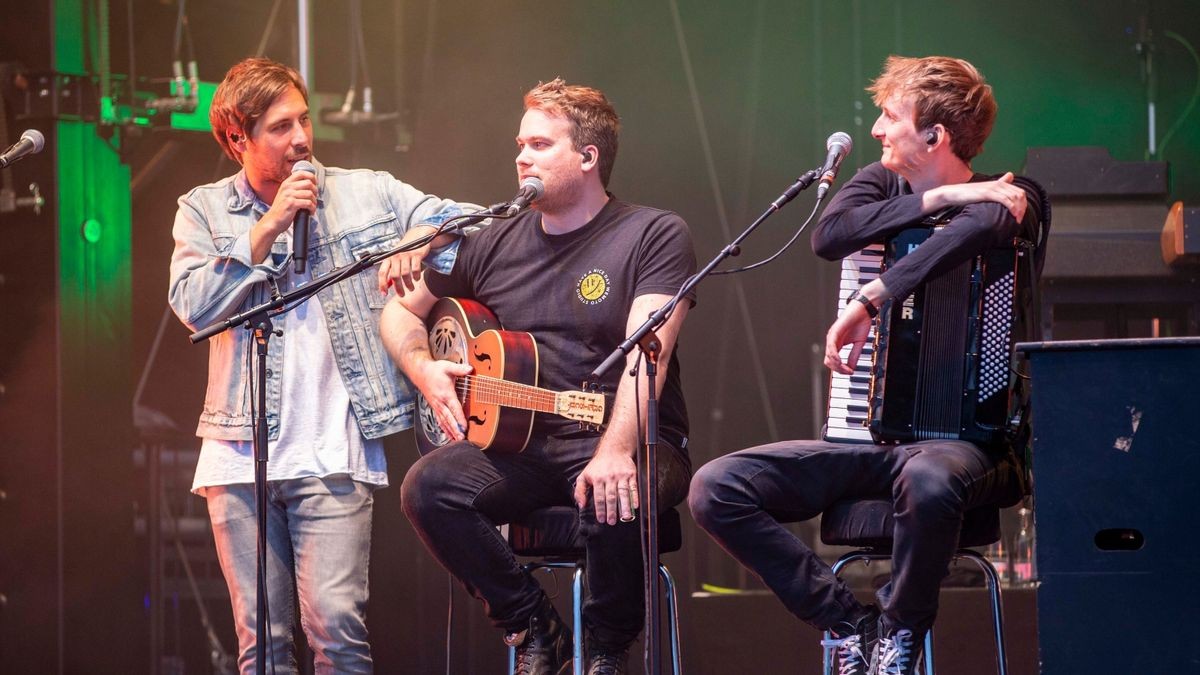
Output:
top-left (851, 292), bottom-right (879, 318)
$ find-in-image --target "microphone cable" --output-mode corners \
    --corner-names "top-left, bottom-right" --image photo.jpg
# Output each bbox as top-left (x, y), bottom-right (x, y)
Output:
top-left (708, 193), bottom-right (825, 276)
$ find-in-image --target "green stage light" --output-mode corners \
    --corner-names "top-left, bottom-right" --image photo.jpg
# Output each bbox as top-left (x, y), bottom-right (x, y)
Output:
top-left (81, 218), bottom-right (103, 244)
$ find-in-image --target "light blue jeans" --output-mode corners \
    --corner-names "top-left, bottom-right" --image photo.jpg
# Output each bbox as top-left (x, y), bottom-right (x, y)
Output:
top-left (206, 474), bottom-right (374, 674)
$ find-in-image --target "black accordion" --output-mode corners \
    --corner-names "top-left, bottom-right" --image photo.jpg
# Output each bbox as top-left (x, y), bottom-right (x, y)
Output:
top-left (824, 225), bottom-right (1033, 448)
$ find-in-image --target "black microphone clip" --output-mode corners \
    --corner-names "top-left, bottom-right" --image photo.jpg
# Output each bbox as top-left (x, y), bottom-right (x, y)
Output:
top-left (771, 170), bottom-right (821, 210)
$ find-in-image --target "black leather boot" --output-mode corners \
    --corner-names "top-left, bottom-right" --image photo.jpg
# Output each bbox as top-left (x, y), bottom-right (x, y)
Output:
top-left (504, 595), bottom-right (571, 675)
top-left (586, 642), bottom-right (629, 675)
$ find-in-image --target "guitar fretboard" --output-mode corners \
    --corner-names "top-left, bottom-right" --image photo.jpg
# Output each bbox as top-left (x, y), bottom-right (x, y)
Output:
top-left (456, 375), bottom-right (558, 414)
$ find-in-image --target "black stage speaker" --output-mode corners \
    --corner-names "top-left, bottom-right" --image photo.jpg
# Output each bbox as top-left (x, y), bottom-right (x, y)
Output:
top-left (1016, 338), bottom-right (1200, 674)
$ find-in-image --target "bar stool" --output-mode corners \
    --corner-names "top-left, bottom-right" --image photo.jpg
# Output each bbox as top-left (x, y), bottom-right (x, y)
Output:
top-left (506, 506), bottom-right (684, 675)
top-left (819, 498), bottom-right (1008, 675)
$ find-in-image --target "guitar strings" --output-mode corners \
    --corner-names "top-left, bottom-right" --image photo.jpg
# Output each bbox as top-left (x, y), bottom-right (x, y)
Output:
top-left (453, 374), bottom-right (557, 412)
top-left (449, 375), bottom-right (603, 421)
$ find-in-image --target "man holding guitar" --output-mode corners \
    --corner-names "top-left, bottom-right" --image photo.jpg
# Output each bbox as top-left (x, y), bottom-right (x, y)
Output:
top-left (380, 79), bottom-right (697, 675)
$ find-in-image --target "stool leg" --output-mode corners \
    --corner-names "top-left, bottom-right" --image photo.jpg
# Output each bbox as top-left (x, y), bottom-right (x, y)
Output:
top-left (958, 550), bottom-right (1008, 675)
top-left (508, 562), bottom-right (584, 674)
top-left (573, 565), bottom-right (585, 674)
top-left (923, 630), bottom-right (934, 675)
top-left (658, 564), bottom-right (682, 675)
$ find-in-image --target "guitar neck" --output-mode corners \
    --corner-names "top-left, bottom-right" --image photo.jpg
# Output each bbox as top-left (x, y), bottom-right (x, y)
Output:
top-left (457, 375), bottom-right (606, 426)
top-left (459, 375), bottom-right (558, 414)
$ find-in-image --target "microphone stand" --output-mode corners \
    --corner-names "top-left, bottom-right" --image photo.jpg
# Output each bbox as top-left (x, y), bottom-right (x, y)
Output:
top-left (589, 168), bottom-right (821, 674)
top-left (188, 226), bottom-right (448, 675)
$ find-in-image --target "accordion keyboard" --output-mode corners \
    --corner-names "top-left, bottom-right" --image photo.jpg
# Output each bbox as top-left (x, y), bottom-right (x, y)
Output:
top-left (824, 243), bottom-right (884, 443)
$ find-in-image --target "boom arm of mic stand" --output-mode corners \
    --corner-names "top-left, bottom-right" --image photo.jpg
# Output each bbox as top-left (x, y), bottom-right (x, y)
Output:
top-left (189, 203), bottom-right (514, 343)
top-left (189, 226), bottom-right (445, 344)
top-left (589, 168), bottom-right (820, 382)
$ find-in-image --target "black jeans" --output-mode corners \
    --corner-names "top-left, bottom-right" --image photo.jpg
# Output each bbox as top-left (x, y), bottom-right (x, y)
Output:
top-left (689, 440), bottom-right (1021, 634)
top-left (401, 433), bottom-right (691, 648)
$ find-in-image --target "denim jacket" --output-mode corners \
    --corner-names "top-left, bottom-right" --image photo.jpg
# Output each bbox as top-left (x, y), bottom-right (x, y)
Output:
top-left (168, 160), bottom-right (464, 441)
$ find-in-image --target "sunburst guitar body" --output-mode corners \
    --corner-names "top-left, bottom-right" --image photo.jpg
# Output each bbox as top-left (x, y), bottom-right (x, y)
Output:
top-left (414, 297), bottom-right (607, 456)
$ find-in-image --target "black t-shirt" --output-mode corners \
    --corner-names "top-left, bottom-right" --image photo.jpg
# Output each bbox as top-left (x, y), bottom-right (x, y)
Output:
top-left (812, 161), bottom-right (1044, 300)
top-left (423, 196), bottom-right (697, 447)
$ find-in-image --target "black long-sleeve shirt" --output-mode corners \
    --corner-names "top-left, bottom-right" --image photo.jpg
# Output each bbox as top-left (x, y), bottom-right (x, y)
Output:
top-left (812, 161), bottom-right (1042, 301)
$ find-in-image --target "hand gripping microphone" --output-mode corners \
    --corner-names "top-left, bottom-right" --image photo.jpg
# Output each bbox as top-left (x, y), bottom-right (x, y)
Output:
top-left (291, 160), bottom-right (317, 273)
top-left (0, 129), bottom-right (46, 169)
top-left (816, 132), bottom-right (853, 200)
top-left (501, 177), bottom-right (545, 216)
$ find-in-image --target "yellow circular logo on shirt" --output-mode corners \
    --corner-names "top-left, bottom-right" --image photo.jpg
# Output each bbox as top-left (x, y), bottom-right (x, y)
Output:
top-left (577, 269), bottom-right (610, 305)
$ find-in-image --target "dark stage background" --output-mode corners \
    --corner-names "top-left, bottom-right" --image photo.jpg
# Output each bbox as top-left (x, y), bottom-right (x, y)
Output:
top-left (2, 0), bottom-right (1198, 672)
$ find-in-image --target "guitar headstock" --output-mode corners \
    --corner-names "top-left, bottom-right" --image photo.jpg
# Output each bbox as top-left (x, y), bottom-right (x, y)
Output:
top-left (557, 390), bottom-right (606, 426)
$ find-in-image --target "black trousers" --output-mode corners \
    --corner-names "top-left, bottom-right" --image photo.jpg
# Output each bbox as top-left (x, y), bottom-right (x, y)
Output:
top-left (401, 433), bottom-right (691, 648)
top-left (689, 439), bottom-right (1021, 634)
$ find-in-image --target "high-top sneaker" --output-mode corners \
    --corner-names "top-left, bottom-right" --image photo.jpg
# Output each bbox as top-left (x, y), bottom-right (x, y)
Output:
top-left (874, 625), bottom-right (925, 675)
top-left (820, 605), bottom-right (880, 675)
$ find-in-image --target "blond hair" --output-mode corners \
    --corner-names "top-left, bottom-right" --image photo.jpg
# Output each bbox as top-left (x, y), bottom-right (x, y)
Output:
top-left (868, 55), bottom-right (996, 162)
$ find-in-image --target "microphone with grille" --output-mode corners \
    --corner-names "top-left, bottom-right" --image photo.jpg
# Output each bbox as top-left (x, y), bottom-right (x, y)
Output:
top-left (0, 130), bottom-right (46, 169)
top-left (816, 132), bottom-right (853, 200)
top-left (501, 177), bottom-right (544, 216)
top-left (442, 176), bottom-right (547, 234)
top-left (291, 160), bottom-right (317, 273)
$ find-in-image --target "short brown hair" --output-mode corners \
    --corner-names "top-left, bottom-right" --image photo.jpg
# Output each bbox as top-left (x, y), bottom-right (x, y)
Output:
top-left (524, 78), bottom-right (620, 187)
top-left (867, 55), bottom-right (996, 162)
top-left (210, 57), bottom-right (308, 164)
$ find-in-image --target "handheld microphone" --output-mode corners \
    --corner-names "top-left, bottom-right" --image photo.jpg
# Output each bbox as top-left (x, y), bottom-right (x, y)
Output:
top-left (502, 177), bottom-right (545, 216)
top-left (0, 129), bottom-right (46, 169)
top-left (816, 132), bottom-right (853, 200)
top-left (291, 160), bottom-right (317, 273)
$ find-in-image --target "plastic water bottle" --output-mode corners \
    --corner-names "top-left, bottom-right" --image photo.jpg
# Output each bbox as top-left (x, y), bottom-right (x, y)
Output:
top-left (1012, 506), bottom-right (1036, 585)
top-left (986, 536), bottom-right (1009, 584)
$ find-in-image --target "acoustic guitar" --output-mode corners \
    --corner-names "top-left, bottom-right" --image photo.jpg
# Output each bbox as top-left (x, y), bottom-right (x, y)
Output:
top-left (414, 297), bottom-right (607, 455)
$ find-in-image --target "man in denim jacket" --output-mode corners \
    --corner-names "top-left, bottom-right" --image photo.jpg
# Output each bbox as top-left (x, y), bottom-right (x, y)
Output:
top-left (168, 57), bottom-right (468, 673)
